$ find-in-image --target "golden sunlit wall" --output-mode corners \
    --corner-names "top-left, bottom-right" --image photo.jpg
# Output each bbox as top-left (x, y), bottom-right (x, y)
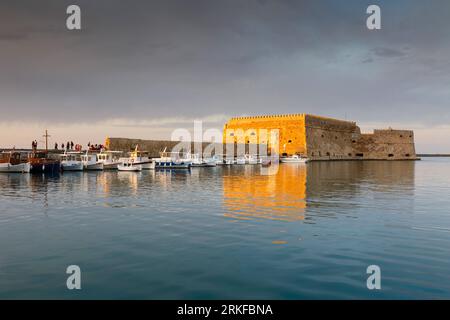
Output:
top-left (223, 114), bottom-right (307, 156)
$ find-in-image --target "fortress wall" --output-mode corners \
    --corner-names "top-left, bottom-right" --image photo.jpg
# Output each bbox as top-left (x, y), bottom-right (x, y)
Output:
top-left (223, 114), bottom-right (307, 156)
top-left (304, 115), bottom-right (360, 160)
top-left (353, 129), bottom-right (417, 160)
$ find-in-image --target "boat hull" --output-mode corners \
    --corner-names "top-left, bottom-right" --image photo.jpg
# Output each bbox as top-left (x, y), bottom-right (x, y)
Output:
top-left (0, 162), bottom-right (30, 173)
top-left (155, 161), bottom-right (190, 169)
top-left (30, 162), bottom-right (61, 174)
top-left (102, 163), bottom-right (119, 170)
top-left (61, 162), bottom-right (83, 171)
top-left (84, 163), bottom-right (104, 171)
top-left (118, 164), bottom-right (142, 172)
top-left (280, 158), bottom-right (308, 163)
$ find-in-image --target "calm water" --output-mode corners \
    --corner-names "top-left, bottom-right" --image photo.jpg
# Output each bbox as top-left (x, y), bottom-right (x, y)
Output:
top-left (1, 158), bottom-right (450, 299)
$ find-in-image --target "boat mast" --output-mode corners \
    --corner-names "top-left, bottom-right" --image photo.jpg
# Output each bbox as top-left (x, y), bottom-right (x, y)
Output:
top-left (43, 129), bottom-right (51, 151)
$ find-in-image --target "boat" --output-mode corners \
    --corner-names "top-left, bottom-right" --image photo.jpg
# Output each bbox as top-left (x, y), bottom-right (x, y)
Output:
top-left (153, 148), bottom-right (191, 169)
top-left (261, 159), bottom-right (271, 167)
top-left (60, 152), bottom-right (83, 171)
top-left (119, 146), bottom-right (155, 170)
top-left (97, 150), bottom-right (122, 170)
top-left (0, 151), bottom-right (30, 173)
top-left (280, 154), bottom-right (309, 163)
top-left (81, 152), bottom-right (104, 170)
top-left (28, 151), bottom-right (61, 173)
top-left (117, 161), bottom-right (142, 172)
top-left (235, 157), bottom-right (246, 165)
top-left (190, 154), bottom-right (217, 167)
top-left (245, 154), bottom-right (258, 164)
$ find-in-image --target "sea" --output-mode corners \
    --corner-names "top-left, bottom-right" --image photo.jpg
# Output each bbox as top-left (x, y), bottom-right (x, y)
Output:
top-left (1, 158), bottom-right (449, 299)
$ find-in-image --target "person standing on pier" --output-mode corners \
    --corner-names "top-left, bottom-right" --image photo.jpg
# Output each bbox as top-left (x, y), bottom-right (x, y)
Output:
top-left (54, 143), bottom-right (58, 150)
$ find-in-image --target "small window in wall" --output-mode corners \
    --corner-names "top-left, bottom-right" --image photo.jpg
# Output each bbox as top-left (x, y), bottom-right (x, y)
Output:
top-left (335, 136), bottom-right (338, 140)
top-left (250, 132), bottom-right (256, 136)
top-left (352, 140), bottom-right (356, 143)
top-left (288, 140), bottom-right (292, 143)
top-left (405, 154), bottom-right (410, 157)
top-left (388, 154), bottom-right (394, 157)
top-left (348, 153), bottom-right (352, 157)
top-left (229, 133), bottom-right (234, 136)
top-left (321, 134), bottom-right (325, 138)
top-left (326, 152), bottom-right (330, 156)
top-left (318, 151), bottom-right (322, 157)
top-left (311, 152), bottom-right (315, 156)
top-left (356, 153), bottom-right (364, 157)
top-left (400, 135), bottom-right (403, 138)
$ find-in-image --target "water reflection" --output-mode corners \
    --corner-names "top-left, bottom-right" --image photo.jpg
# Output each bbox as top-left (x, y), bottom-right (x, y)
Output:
top-left (223, 164), bottom-right (307, 221)
top-left (223, 161), bottom-right (415, 221)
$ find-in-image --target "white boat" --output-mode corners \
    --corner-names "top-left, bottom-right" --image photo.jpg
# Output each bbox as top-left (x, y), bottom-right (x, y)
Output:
top-left (153, 148), bottom-right (191, 169)
top-left (119, 146), bottom-right (155, 170)
top-left (245, 154), bottom-right (258, 164)
top-left (60, 152), bottom-right (83, 171)
top-left (118, 161), bottom-right (142, 172)
top-left (235, 157), bottom-right (246, 165)
top-left (280, 154), bottom-right (309, 163)
top-left (190, 154), bottom-right (217, 167)
top-left (97, 150), bottom-right (122, 170)
top-left (81, 152), bottom-right (104, 170)
top-left (0, 151), bottom-right (30, 173)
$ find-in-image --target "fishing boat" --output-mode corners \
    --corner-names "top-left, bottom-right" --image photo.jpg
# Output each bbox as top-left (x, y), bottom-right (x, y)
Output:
top-left (117, 161), bottom-right (142, 172)
top-left (245, 154), bottom-right (259, 164)
top-left (28, 151), bottom-right (61, 173)
top-left (190, 154), bottom-right (217, 167)
top-left (280, 154), bottom-right (309, 163)
top-left (97, 150), bottom-right (122, 170)
top-left (81, 152), bottom-right (104, 170)
top-left (60, 152), bottom-right (83, 171)
top-left (153, 148), bottom-right (191, 169)
top-left (0, 151), bottom-right (30, 173)
top-left (235, 157), bottom-right (246, 165)
top-left (119, 146), bottom-right (155, 170)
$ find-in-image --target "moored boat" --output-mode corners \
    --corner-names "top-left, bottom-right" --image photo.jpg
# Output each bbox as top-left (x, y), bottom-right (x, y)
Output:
top-left (280, 154), bottom-right (309, 163)
top-left (190, 154), bottom-right (217, 167)
top-left (60, 152), bottom-right (83, 171)
top-left (119, 146), bottom-right (155, 170)
top-left (97, 150), bottom-right (122, 170)
top-left (28, 151), bottom-right (61, 173)
top-left (153, 148), bottom-right (191, 169)
top-left (117, 161), bottom-right (142, 172)
top-left (81, 152), bottom-right (104, 170)
top-left (0, 151), bottom-right (30, 173)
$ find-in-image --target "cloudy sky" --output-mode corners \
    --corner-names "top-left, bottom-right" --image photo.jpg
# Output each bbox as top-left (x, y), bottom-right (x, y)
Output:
top-left (1, 0), bottom-right (449, 152)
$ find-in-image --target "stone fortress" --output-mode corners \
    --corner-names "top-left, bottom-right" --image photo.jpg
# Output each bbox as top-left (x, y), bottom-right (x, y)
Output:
top-left (223, 114), bottom-right (417, 160)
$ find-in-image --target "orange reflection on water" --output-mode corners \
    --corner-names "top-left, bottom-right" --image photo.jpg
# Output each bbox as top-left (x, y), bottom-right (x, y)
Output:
top-left (223, 164), bottom-right (307, 221)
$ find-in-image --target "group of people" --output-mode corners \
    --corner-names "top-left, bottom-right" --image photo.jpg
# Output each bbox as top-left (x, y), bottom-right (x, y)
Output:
top-left (55, 141), bottom-right (79, 151)
top-left (31, 140), bottom-right (103, 152)
top-left (88, 142), bottom-right (105, 152)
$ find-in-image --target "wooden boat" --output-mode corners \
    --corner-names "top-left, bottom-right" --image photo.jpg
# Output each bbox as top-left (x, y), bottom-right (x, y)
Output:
top-left (117, 161), bottom-right (142, 172)
top-left (280, 154), bottom-right (309, 163)
top-left (28, 151), bottom-right (61, 173)
top-left (0, 151), bottom-right (30, 173)
top-left (81, 152), bottom-right (104, 170)
top-left (60, 152), bottom-right (83, 171)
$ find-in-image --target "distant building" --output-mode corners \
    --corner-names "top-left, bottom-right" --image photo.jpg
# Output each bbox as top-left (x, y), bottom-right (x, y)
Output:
top-left (223, 114), bottom-right (417, 160)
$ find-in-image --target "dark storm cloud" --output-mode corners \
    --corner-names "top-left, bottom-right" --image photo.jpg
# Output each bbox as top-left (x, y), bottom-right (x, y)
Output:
top-left (0, 0), bottom-right (450, 126)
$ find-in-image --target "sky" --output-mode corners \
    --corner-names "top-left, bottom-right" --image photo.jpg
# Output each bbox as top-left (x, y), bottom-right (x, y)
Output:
top-left (0, 0), bottom-right (449, 152)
